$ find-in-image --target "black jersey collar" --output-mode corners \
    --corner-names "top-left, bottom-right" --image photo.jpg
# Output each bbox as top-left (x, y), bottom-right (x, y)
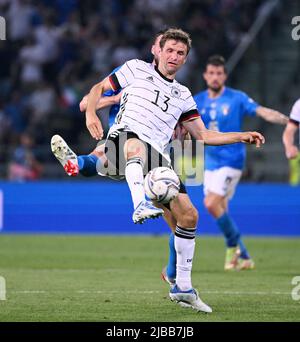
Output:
top-left (155, 66), bottom-right (174, 83)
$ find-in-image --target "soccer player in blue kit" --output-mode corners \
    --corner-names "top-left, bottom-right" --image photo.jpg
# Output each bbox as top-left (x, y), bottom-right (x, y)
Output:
top-left (193, 55), bottom-right (288, 270)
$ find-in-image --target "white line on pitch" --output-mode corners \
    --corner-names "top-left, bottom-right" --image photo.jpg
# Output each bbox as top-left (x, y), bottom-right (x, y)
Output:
top-left (8, 290), bottom-right (291, 295)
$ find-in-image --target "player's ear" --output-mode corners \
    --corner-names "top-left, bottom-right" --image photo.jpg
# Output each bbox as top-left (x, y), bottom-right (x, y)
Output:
top-left (157, 48), bottom-right (162, 59)
top-left (223, 66), bottom-right (227, 81)
top-left (151, 45), bottom-right (155, 56)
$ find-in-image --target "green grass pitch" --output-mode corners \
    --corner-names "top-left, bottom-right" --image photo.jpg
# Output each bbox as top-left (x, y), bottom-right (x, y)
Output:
top-left (0, 235), bottom-right (299, 322)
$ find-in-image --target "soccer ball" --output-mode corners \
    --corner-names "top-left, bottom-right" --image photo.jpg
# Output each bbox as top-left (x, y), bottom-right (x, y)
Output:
top-left (144, 167), bottom-right (180, 204)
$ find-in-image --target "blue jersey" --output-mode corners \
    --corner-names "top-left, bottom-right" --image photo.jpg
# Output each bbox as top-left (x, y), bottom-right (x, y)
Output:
top-left (194, 87), bottom-right (259, 170)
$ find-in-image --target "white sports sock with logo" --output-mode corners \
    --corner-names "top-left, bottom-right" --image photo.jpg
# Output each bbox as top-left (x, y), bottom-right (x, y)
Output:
top-left (175, 225), bottom-right (196, 291)
top-left (125, 157), bottom-right (145, 209)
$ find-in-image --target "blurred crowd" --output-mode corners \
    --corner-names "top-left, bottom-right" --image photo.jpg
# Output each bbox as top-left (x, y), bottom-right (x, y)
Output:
top-left (0, 0), bottom-right (264, 180)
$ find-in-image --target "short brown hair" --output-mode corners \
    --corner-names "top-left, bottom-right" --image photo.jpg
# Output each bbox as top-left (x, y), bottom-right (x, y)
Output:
top-left (159, 28), bottom-right (192, 55)
top-left (205, 55), bottom-right (227, 72)
top-left (152, 28), bottom-right (168, 45)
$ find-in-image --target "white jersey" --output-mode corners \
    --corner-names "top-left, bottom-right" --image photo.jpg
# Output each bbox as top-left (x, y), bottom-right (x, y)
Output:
top-left (108, 59), bottom-right (199, 155)
top-left (290, 98), bottom-right (300, 124)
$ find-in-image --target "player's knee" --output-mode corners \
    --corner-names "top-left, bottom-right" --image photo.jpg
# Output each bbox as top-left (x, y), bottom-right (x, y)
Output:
top-left (125, 139), bottom-right (145, 159)
top-left (91, 150), bottom-right (103, 159)
top-left (180, 206), bottom-right (198, 227)
top-left (203, 197), bottom-right (216, 215)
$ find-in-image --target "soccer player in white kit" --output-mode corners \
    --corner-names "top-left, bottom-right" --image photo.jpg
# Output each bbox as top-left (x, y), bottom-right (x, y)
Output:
top-left (283, 98), bottom-right (300, 159)
top-left (83, 28), bottom-right (264, 313)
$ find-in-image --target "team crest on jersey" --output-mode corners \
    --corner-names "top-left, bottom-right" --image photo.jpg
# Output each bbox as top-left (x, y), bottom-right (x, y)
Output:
top-left (171, 87), bottom-right (181, 98)
top-left (222, 104), bottom-right (230, 116)
top-left (209, 109), bottom-right (217, 120)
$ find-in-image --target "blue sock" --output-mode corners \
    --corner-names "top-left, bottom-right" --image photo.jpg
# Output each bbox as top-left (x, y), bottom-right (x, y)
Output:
top-left (77, 155), bottom-right (98, 177)
top-left (216, 213), bottom-right (240, 247)
top-left (166, 233), bottom-right (176, 280)
top-left (238, 239), bottom-right (251, 259)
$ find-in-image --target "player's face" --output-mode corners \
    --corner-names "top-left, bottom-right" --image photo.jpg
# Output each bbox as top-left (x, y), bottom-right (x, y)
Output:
top-left (158, 39), bottom-right (187, 77)
top-left (151, 35), bottom-right (163, 65)
top-left (203, 65), bottom-right (227, 92)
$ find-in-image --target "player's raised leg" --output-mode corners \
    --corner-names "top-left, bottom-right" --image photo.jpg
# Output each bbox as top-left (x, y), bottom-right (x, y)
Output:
top-left (51, 135), bottom-right (79, 176)
top-left (51, 135), bottom-right (105, 177)
top-left (79, 143), bottom-right (108, 177)
top-left (168, 193), bottom-right (212, 313)
top-left (124, 138), bottom-right (164, 224)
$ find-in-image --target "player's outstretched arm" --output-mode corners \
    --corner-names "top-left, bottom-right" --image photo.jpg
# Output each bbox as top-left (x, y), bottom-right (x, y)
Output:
top-left (256, 106), bottom-right (288, 125)
top-left (86, 77), bottom-right (113, 140)
top-left (282, 122), bottom-right (299, 159)
top-left (183, 118), bottom-right (265, 147)
top-left (79, 92), bottom-right (122, 112)
top-left (239, 131), bottom-right (265, 147)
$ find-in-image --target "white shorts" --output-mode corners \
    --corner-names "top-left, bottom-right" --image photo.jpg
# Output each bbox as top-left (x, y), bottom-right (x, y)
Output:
top-left (204, 167), bottom-right (242, 200)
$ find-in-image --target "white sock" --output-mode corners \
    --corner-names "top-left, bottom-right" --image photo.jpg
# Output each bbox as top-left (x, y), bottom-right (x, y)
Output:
top-left (175, 225), bottom-right (196, 291)
top-left (125, 157), bottom-right (145, 209)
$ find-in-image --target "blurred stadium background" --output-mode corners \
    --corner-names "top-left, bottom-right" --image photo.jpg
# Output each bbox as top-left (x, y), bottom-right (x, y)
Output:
top-left (0, 0), bottom-right (299, 233)
top-left (0, 0), bottom-right (300, 322)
